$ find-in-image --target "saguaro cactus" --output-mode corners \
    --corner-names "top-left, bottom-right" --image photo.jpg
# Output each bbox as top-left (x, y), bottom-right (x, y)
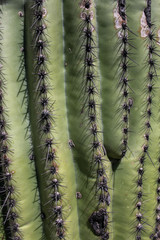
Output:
top-left (1, 0), bottom-right (160, 240)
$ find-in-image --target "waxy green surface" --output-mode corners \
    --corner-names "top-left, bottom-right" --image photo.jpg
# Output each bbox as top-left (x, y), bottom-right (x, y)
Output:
top-left (1, 1), bottom-right (42, 239)
top-left (96, 0), bottom-right (160, 239)
top-left (0, 0), bottom-right (160, 240)
top-left (63, 0), bottom-right (112, 239)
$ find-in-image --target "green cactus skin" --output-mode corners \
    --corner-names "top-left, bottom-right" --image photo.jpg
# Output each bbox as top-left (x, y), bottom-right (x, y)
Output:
top-left (0, 1), bottom-right (42, 239)
top-left (96, 0), bottom-right (160, 239)
top-left (23, 0), bottom-right (79, 239)
top-left (1, 0), bottom-right (160, 240)
top-left (63, 0), bottom-right (113, 239)
top-left (133, 2), bottom-right (156, 239)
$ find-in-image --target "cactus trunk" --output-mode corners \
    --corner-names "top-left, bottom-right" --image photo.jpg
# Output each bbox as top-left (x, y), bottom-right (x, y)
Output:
top-left (0, 0), bottom-right (160, 240)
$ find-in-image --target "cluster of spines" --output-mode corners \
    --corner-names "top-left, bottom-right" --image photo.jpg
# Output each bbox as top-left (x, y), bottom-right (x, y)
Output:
top-left (79, 1), bottom-right (110, 239)
top-left (0, 9), bottom-right (21, 240)
top-left (116, 0), bottom-right (133, 158)
top-left (30, 1), bottom-right (65, 239)
top-left (134, 1), bottom-right (158, 239)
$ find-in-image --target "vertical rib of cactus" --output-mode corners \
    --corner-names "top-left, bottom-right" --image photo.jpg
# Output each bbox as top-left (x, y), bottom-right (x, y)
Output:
top-left (133, 1), bottom-right (160, 238)
top-left (152, 157), bottom-right (160, 239)
top-left (96, 1), bottom-right (134, 239)
top-left (24, 1), bottom-right (63, 239)
top-left (24, 0), bottom-right (79, 239)
top-left (46, 0), bottom-right (80, 239)
top-left (63, 0), bottom-right (112, 239)
top-left (148, 1), bottom-right (160, 238)
top-left (97, 0), bottom-right (134, 160)
top-left (0, 1), bottom-right (42, 239)
top-left (95, 0), bottom-right (122, 160)
top-left (96, 0), bottom-right (156, 239)
top-left (115, 0), bottom-right (134, 158)
top-left (0, 8), bottom-right (15, 240)
top-left (79, 1), bottom-right (111, 238)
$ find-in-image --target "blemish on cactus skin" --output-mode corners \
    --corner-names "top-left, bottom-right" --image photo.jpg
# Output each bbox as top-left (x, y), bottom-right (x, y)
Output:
top-left (118, 0), bottom-right (126, 20)
top-left (140, 12), bottom-right (150, 38)
top-left (144, 0), bottom-right (151, 28)
top-left (141, 0), bottom-right (151, 38)
top-left (68, 139), bottom-right (75, 149)
top-left (80, 0), bottom-right (92, 10)
top-left (157, 29), bottom-right (160, 46)
top-left (76, 192), bottom-right (82, 199)
top-left (113, 3), bottom-right (126, 31)
top-left (18, 11), bottom-right (24, 17)
top-left (42, 8), bottom-right (47, 18)
top-left (41, 212), bottom-right (46, 220)
top-left (88, 208), bottom-right (108, 236)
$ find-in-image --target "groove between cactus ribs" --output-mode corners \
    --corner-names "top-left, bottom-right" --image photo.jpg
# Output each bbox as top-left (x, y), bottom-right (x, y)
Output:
top-left (79, 1), bottom-right (111, 239)
top-left (23, 0), bottom-right (66, 239)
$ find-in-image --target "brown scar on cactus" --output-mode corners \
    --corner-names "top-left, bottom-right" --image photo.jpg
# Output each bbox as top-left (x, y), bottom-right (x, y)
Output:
top-left (18, 11), bottom-right (24, 17)
top-left (113, 2), bottom-right (127, 32)
top-left (88, 208), bottom-right (108, 236)
top-left (76, 192), bottom-right (82, 199)
top-left (140, 0), bottom-right (151, 38)
top-left (157, 29), bottom-right (160, 45)
top-left (68, 139), bottom-right (75, 149)
top-left (140, 11), bottom-right (150, 38)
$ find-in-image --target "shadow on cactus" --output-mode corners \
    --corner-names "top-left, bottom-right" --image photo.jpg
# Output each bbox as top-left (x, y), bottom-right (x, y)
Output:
top-left (0, 0), bottom-right (160, 240)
